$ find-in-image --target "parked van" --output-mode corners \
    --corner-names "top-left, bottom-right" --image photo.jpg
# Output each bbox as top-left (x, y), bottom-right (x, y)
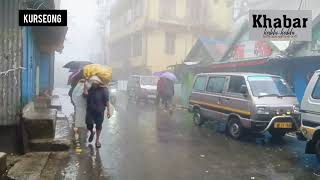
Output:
top-left (127, 75), bottom-right (159, 101)
top-left (189, 73), bottom-right (300, 139)
top-left (300, 70), bottom-right (320, 159)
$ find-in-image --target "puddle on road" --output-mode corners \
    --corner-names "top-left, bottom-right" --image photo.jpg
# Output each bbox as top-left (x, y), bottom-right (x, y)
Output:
top-left (62, 158), bottom-right (80, 180)
top-left (59, 127), bottom-right (113, 180)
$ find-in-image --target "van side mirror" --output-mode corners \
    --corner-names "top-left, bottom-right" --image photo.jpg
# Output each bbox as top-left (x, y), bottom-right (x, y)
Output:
top-left (240, 84), bottom-right (248, 96)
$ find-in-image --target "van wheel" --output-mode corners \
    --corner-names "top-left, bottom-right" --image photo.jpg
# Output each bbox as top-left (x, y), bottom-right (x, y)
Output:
top-left (315, 139), bottom-right (320, 160)
top-left (193, 109), bottom-right (205, 127)
top-left (227, 118), bottom-right (243, 139)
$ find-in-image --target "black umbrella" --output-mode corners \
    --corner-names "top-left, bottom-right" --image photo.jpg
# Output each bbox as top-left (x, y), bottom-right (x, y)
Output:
top-left (63, 61), bottom-right (93, 69)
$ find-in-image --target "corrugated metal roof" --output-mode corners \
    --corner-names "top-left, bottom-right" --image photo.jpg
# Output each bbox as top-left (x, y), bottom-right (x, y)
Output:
top-left (0, 0), bottom-right (23, 125)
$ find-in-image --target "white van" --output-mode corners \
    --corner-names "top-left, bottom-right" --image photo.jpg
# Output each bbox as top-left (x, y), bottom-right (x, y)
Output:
top-left (189, 73), bottom-right (300, 139)
top-left (300, 70), bottom-right (320, 159)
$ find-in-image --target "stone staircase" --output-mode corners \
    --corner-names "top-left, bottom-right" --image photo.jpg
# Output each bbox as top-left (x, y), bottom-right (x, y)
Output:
top-left (2, 95), bottom-right (73, 179)
top-left (22, 96), bottom-right (71, 152)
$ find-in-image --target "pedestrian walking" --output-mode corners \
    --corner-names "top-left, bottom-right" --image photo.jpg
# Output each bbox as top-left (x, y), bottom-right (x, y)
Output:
top-left (68, 69), bottom-right (84, 107)
top-left (84, 76), bottom-right (111, 148)
top-left (156, 77), bottom-right (166, 106)
top-left (162, 78), bottom-right (174, 112)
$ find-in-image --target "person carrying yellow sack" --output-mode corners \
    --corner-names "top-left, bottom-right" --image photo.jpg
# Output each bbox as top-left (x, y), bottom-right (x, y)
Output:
top-left (82, 64), bottom-right (113, 148)
top-left (83, 76), bottom-right (111, 148)
top-left (83, 64), bottom-right (112, 85)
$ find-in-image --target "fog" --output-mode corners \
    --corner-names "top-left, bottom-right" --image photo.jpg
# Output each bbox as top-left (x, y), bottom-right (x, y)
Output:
top-left (54, 0), bottom-right (106, 88)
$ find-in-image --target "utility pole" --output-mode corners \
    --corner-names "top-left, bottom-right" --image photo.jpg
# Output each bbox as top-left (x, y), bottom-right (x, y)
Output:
top-left (96, 0), bottom-right (110, 65)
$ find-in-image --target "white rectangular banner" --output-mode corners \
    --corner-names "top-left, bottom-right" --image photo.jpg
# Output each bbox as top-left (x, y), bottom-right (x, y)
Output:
top-left (249, 10), bottom-right (312, 41)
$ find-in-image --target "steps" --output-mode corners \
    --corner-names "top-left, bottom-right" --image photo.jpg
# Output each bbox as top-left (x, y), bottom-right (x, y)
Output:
top-left (6, 94), bottom-right (72, 179)
top-left (29, 117), bottom-right (72, 152)
top-left (23, 96), bottom-right (72, 152)
top-left (23, 103), bottom-right (57, 140)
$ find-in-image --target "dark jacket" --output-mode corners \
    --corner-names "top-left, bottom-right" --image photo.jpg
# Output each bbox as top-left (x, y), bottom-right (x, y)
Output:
top-left (157, 78), bottom-right (166, 94)
top-left (86, 87), bottom-right (109, 113)
top-left (163, 79), bottom-right (174, 97)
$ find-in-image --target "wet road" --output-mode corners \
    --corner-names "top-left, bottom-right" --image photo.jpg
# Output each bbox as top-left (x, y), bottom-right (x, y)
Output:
top-left (56, 89), bottom-right (320, 180)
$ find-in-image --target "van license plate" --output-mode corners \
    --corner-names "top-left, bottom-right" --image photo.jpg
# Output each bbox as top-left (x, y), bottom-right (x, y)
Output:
top-left (274, 122), bottom-right (292, 129)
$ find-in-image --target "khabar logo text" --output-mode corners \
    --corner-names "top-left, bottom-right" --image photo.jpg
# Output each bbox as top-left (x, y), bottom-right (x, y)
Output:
top-left (249, 10), bottom-right (312, 41)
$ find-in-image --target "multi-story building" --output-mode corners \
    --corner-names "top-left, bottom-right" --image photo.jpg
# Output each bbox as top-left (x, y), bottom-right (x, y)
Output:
top-left (108, 0), bottom-right (233, 78)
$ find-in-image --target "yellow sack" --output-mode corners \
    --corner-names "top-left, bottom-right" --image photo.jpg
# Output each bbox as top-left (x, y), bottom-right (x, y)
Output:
top-left (83, 64), bottom-right (112, 85)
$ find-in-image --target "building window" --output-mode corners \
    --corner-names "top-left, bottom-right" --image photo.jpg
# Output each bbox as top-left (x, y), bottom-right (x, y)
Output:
top-left (165, 32), bottom-right (176, 55)
top-left (187, 0), bottom-right (201, 21)
top-left (132, 32), bottom-right (142, 57)
top-left (160, 0), bottom-right (176, 19)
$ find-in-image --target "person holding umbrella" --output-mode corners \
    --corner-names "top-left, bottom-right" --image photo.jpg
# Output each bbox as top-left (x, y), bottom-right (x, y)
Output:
top-left (160, 72), bottom-right (176, 112)
top-left (64, 61), bottom-right (92, 107)
top-left (162, 78), bottom-right (174, 112)
top-left (68, 69), bottom-right (84, 106)
top-left (156, 77), bottom-right (166, 106)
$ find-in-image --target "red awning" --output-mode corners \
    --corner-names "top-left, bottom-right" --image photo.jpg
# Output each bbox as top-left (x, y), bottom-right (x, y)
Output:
top-left (208, 59), bottom-right (268, 70)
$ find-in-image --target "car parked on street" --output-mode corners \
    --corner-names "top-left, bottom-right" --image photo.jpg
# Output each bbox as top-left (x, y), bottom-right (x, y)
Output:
top-left (127, 75), bottom-right (159, 102)
top-left (189, 72), bottom-right (300, 139)
top-left (300, 70), bottom-right (320, 159)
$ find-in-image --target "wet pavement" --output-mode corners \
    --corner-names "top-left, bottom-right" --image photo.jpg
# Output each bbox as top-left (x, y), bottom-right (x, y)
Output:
top-left (55, 88), bottom-right (320, 180)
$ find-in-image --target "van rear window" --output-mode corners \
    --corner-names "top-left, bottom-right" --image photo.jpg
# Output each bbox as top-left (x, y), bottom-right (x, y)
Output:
top-left (312, 77), bottom-right (320, 99)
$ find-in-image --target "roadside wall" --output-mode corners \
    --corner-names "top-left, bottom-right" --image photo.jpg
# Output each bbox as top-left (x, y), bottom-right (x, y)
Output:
top-left (0, 0), bottom-right (23, 126)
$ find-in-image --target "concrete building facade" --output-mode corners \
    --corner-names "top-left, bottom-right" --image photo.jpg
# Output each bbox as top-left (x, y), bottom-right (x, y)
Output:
top-left (108, 0), bottom-right (233, 78)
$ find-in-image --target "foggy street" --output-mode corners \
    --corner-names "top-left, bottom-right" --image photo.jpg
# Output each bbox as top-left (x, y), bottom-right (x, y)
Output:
top-left (54, 89), bottom-right (320, 180)
top-left (3, 0), bottom-right (320, 179)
